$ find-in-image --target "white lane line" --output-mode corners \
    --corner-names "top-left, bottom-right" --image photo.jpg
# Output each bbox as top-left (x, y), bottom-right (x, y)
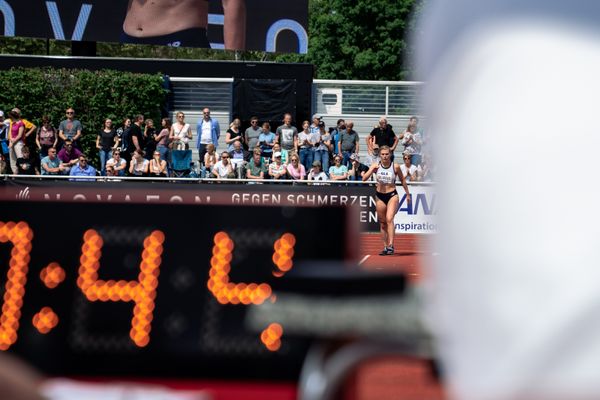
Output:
top-left (358, 255), bottom-right (370, 265)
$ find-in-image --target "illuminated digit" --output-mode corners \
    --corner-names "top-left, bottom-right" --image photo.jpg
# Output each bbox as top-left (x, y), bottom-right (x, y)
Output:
top-left (0, 221), bottom-right (33, 350)
top-left (77, 229), bottom-right (164, 347)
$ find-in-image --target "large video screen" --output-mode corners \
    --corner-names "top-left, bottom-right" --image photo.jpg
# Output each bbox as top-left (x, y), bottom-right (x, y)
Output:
top-left (0, 0), bottom-right (308, 53)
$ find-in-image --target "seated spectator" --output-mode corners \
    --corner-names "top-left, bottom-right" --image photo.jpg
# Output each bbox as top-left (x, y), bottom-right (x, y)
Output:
top-left (106, 150), bottom-right (127, 176)
top-left (229, 140), bottom-right (250, 177)
top-left (268, 151), bottom-right (287, 180)
top-left (365, 144), bottom-right (381, 166)
top-left (211, 151), bottom-right (235, 179)
top-left (419, 153), bottom-right (435, 182)
top-left (69, 155), bottom-right (97, 181)
top-left (16, 146), bottom-right (39, 175)
top-left (400, 153), bottom-right (421, 182)
top-left (203, 143), bottom-right (219, 169)
top-left (329, 154), bottom-right (349, 180)
top-left (348, 153), bottom-right (369, 181)
top-left (246, 149), bottom-right (267, 180)
top-left (258, 122), bottom-right (276, 159)
top-left (286, 153), bottom-right (305, 180)
top-left (129, 149), bottom-right (149, 176)
top-left (57, 139), bottom-right (82, 174)
top-left (307, 160), bottom-right (328, 183)
top-left (271, 143), bottom-right (289, 165)
top-left (148, 150), bottom-right (168, 177)
top-left (41, 147), bottom-right (66, 175)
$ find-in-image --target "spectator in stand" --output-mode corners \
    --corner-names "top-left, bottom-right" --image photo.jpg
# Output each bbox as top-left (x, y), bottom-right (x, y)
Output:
top-left (258, 122), bottom-right (276, 160)
top-left (310, 114), bottom-right (321, 135)
top-left (308, 160), bottom-right (328, 183)
top-left (58, 108), bottom-right (82, 149)
top-left (369, 116), bottom-right (398, 160)
top-left (331, 118), bottom-right (346, 155)
top-left (170, 111), bottom-right (192, 151)
top-left (275, 113), bottom-right (298, 154)
top-left (69, 155), bottom-right (96, 180)
top-left (129, 114), bottom-right (145, 156)
top-left (246, 149), bottom-right (267, 180)
top-left (129, 149), bottom-right (149, 176)
top-left (271, 143), bottom-right (288, 165)
top-left (149, 150), bottom-right (168, 177)
top-left (400, 153), bottom-right (421, 182)
top-left (401, 118), bottom-right (423, 166)
top-left (229, 140), bottom-right (249, 178)
top-left (96, 118), bottom-right (118, 175)
top-left (298, 120), bottom-right (315, 178)
top-left (57, 139), bottom-right (82, 174)
top-left (9, 108), bottom-right (37, 157)
top-left (143, 119), bottom-right (157, 160)
top-left (36, 116), bottom-right (57, 159)
top-left (0, 111), bottom-right (9, 173)
top-left (211, 151), bottom-right (235, 179)
top-left (155, 118), bottom-right (171, 162)
top-left (7, 110), bottom-right (25, 175)
top-left (16, 146), bottom-right (39, 175)
top-left (286, 153), bottom-right (305, 180)
top-left (116, 117), bottom-right (131, 154)
top-left (313, 121), bottom-right (332, 176)
top-left (225, 118), bottom-right (243, 152)
top-left (268, 151), bottom-right (288, 180)
top-left (203, 143), bottom-right (220, 172)
top-left (419, 153), bottom-right (435, 182)
top-left (244, 116), bottom-right (261, 151)
top-left (196, 107), bottom-right (220, 163)
top-left (329, 154), bottom-right (349, 180)
top-left (106, 149), bottom-right (127, 177)
top-left (339, 120), bottom-right (359, 167)
top-left (348, 153), bottom-right (369, 181)
top-left (40, 147), bottom-right (66, 175)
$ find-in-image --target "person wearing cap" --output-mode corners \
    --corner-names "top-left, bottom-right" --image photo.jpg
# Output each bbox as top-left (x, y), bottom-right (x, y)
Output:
top-left (348, 153), bottom-right (369, 181)
top-left (307, 160), bottom-right (328, 182)
top-left (268, 151), bottom-right (287, 179)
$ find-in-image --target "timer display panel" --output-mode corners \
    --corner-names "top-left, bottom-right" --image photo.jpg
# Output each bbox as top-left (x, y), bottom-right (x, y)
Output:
top-left (0, 201), bottom-right (349, 380)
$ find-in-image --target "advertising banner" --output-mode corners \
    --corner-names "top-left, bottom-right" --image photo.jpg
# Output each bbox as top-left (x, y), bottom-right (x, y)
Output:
top-left (0, 0), bottom-right (308, 53)
top-left (0, 180), bottom-right (436, 233)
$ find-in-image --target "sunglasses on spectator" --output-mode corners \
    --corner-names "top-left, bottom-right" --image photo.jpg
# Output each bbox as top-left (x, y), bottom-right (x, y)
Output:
top-left (251, 120), bottom-right (258, 123)
top-left (222, 156), bottom-right (229, 158)
top-left (403, 157), bottom-right (410, 160)
top-left (66, 111), bottom-right (74, 114)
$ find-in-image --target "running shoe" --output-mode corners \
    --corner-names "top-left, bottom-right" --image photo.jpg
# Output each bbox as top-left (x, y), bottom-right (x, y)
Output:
top-left (385, 246), bottom-right (395, 255)
top-left (379, 246), bottom-right (390, 256)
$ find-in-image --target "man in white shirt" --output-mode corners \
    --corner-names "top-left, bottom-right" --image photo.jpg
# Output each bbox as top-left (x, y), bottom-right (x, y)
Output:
top-left (211, 151), bottom-right (235, 179)
top-left (196, 108), bottom-right (220, 166)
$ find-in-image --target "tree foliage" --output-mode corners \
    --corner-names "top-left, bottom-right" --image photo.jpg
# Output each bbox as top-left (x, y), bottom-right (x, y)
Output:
top-left (0, 67), bottom-right (167, 167)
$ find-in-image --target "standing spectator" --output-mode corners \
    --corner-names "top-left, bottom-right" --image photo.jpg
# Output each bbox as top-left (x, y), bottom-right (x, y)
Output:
top-left (401, 122), bottom-right (423, 166)
top-left (143, 119), bottom-right (157, 160)
top-left (58, 108), bottom-right (83, 149)
top-left (331, 118), bottom-right (346, 155)
top-left (348, 153), bottom-right (369, 181)
top-left (308, 160), bottom-right (328, 182)
top-left (0, 111), bottom-right (9, 173)
top-left (129, 115), bottom-right (145, 155)
top-left (268, 151), bottom-right (287, 180)
top-left (313, 121), bottom-right (332, 176)
top-left (258, 122), bottom-right (276, 159)
top-left (369, 117), bottom-right (398, 160)
top-left (170, 111), bottom-right (192, 150)
top-left (40, 147), bottom-right (66, 175)
top-left (36, 116), bottom-right (58, 159)
top-left (57, 139), bottom-right (82, 174)
top-left (244, 116), bottom-right (261, 151)
top-left (246, 149), bottom-right (267, 180)
top-left (298, 120), bottom-right (315, 177)
top-left (148, 151), bottom-right (168, 177)
top-left (129, 149), bottom-right (149, 176)
top-left (106, 150), bottom-right (126, 176)
top-left (275, 113), bottom-right (298, 153)
top-left (16, 146), bottom-right (39, 175)
top-left (329, 154), bottom-right (349, 181)
top-left (9, 108), bottom-right (37, 157)
top-left (225, 118), bottom-right (243, 152)
top-left (69, 155), bottom-right (96, 180)
top-left (203, 143), bottom-right (220, 172)
top-left (339, 120), bottom-right (359, 167)
top-left (116, 118), bottom-right (132, 154)
top-left (286, 153), bottom-right (305, 180)
top-left (271, 143), bottom-right (289, 165)
top-left (400, 154), bottom-right (421, 182)
top-left (7, 110), bottom-right (25, 175)
top-left (310, 114), bottom-right (321, 135)
top-left (196, 107), bottom-right (220, 164)
top-left (155, 118), bottom-right (171, 162)
top-left (96, 118), bottom-right (117, 175)
top-left (211, 151), bottom-right (235, 179)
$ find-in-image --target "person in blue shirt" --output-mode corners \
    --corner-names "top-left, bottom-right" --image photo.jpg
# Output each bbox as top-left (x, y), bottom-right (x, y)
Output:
top-left (258, 122), bottom-right (276, 160)
top-left (69, 156), bottom-right (97, 181)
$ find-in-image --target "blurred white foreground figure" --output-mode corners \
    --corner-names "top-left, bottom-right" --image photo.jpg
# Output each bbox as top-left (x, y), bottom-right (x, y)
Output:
top-left (417, 1), bottom-right (600, 399)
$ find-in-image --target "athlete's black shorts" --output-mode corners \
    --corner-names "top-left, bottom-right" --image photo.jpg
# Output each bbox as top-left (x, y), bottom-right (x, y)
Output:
top-left (375, 190), bottom-right (398, 205)
top-left (121, 28), bottom-right (210, 48)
